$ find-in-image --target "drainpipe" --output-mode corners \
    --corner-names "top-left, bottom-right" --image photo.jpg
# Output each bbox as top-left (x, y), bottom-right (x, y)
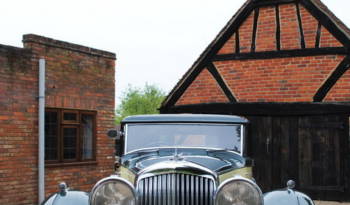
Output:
top-left (38, 59), bottom-right (45, 204)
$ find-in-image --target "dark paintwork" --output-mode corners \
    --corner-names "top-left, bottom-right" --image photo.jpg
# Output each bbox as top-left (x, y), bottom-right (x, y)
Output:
top-left (122, 114), bottom-right (249, 124)
top-left (121, 148), bottom-right (250, 175)
top-left (264, 188), bottom-right (315, 205)
top-left (41, 190), bottom-right (89, 205)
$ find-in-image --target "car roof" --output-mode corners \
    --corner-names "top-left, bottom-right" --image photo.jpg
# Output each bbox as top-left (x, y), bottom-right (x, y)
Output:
top-left (122, 114), bottom-right (249, 124)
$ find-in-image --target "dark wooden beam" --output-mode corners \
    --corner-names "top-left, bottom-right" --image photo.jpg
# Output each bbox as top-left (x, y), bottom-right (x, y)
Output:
top-left (275, 5), bottom-right (281, 51)
top-left (300, 0), bottom-right (350, 48)
top-left (235, 31), bottom-right (240, 54)
top-left (296, 3), bottom-right (306, 49)
top-left (315, 22), bottom-right (322, 48)
top-left (253, 0), bottom-right (298, 7)
top-left (251, 8), bottom-right (260, 52)
top-left (160, 102), bottom-right (350, 116)
top-left (213, 47), bottom-right (347, 61)
top-left (207, 63), bottom-right (237, 102)
top-left (165, 66), bottom-right (204, 107)
top-left (163, 1), bottom-right (256, 107)
top-left (313, 56), bottom-right (350, 102)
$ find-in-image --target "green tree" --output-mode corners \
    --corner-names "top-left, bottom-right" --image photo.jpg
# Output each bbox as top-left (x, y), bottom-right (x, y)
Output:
top-left (115, 84), bottom-right (166, 124)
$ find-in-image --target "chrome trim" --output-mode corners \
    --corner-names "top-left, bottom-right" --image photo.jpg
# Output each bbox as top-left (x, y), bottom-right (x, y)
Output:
top-left (124, 123), bottom-right (245, 156)
top-left (127, 146), bottom-right (241, 156)
top-left (124, 124), bottom-right (129, 154)
top-left (136, 172), bottom-right (216, 205)
top-left (89, 175), bottom-right (137, 205)
top-left (137, 160), bottom-right (218, 179)
top-left (240, 124), bottom-right (244, 156)
top-left (214, 176), bottom-right (264, 205)
top-left (137, 172), bottom-right (216, 186)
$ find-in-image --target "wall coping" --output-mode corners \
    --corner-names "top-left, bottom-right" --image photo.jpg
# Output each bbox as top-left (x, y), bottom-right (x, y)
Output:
top-left (0, 43), bottom-right (32, 58)
top-left (23, 34), bottom-right (116, 60)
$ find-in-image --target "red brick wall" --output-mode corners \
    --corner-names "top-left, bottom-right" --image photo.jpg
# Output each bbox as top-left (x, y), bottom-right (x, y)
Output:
top-left (218, 34), bottom-right (236, 55)
top-left (23, 34), bottom-right (116, 197)
top-left (176, 3), bottom-right (347, 105)
top-left (300, 4), bottom-right (319, 48)
top-left (217, 3), bottom-right (342, 54)
top-left (256, 6), bottom-right (276, 52)
top-left (213, 55), bottom-right (344, 102)
top-left (280, 4), bottom-right (301, 50)
top-left (176, 68), bottom-right (229, 105)
top-left (0, 45), bottom-right (38, 205)
top-left (320, 26), bottom-right (342, 47)
top-left (0, 35), bottom-right (116, 205)
top-left (324, 68), bottom-right (350, 101)
top-left (239, 11), bottom-right (254, 53)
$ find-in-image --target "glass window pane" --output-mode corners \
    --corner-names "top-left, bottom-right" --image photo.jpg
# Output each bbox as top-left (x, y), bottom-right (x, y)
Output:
top-left (63, 112), bottom-right (77, 121)
top-left (45, 111), bottom-right (58, 160)
top-left (81, 114), bottom-right (94, 160)
top-left (126, 123), bottom-right (242, 154)
top-left (63, 127), bottom-right (77, 160)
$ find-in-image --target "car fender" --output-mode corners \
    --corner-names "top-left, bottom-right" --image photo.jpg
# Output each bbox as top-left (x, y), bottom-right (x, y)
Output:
top-left (264, 181), bottom-right (314, 205)
top-left (41, 183), bottom-right (89, 205)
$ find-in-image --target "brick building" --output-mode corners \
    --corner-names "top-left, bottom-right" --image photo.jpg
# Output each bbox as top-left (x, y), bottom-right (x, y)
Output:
top-left (0, 34), bottom-right (115, 205)
top-left (161, 0), bottom-right (350, 202)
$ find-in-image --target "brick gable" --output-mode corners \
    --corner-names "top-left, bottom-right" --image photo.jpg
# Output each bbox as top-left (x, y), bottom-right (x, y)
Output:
top-left (239, 11), bottom-right (255, 53)
top-left (299, 4), bottom-right (319, 48)
top-left (320, 26), bottom-right (343, 47)
top-left (162, 0), bottom-right (350, 108)
top-left (176, 68), bottom-right (229, 105)
top-left (256, 6), bottom-right (277, 52)
top-left (214, 55), bottom-right (344, 102)
top-left (324, 68), bottom-right (350, 102)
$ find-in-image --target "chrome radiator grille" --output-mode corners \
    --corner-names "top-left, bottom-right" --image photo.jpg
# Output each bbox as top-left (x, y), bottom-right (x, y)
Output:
top-left (137, 173), bottom-right (215, 205)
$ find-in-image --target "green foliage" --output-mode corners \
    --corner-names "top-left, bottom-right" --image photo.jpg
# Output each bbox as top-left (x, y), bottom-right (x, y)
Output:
top-left (115, 84), bottom-right (166, 124)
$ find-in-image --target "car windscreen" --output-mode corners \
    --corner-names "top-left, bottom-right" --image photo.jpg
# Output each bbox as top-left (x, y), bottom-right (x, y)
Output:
top-left (125, 123), bottom-right (242, 154)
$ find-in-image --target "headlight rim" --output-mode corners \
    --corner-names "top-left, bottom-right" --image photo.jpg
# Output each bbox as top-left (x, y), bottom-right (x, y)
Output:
top-left (89, 175), bottom-right (137, 205)
top-left (214, 176), bottom-right (264, 205)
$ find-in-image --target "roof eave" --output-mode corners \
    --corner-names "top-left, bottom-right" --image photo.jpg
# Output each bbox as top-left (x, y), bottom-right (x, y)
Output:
top-left (161, 0), bottom-right (254, 108)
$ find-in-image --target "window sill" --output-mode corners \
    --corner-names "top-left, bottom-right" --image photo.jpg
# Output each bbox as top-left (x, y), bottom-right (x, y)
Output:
top-left (45, 161), bottom-right (98, 168)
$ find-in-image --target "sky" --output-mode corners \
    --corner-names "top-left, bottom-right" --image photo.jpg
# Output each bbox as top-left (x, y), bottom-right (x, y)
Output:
top-left (1, 0), bottom-right (350, 106)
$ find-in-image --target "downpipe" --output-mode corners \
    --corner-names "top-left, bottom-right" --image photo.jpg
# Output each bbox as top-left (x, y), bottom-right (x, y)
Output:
top-left (38, 59), bottom-right (45, 204)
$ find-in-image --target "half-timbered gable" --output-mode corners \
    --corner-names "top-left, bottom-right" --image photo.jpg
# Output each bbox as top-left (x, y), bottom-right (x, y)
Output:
top-left (165, 0), bottom-right (350, 106)
top-left (161, 0), bottom-right (350, 202)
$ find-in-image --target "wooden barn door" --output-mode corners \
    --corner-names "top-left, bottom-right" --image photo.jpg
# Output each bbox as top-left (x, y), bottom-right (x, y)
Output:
top-left (248, 116), bottom-right (300, 192)
top-left (298, 115), bottom-right (348, 200)
top-left (248, 115), bottom-right (348, 199)
top-left (248, 116), bottom-right (274, 192)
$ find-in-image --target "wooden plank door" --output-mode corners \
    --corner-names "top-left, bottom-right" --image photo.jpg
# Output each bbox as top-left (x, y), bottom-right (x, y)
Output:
top-left (298, 115), bottom-right (348, 200)
top-left (270, 117), bottom-right (300, 190)
top-left (248, 116), bottom-right (273, 192)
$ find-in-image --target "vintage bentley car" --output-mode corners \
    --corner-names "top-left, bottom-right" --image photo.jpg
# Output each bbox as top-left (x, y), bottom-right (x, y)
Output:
top-left (42, 114), bottom-right (314, 205)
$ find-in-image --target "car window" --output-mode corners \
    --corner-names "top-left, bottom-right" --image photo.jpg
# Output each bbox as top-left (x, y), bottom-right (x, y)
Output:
top-left (125, 123), bottom-right (242, 154)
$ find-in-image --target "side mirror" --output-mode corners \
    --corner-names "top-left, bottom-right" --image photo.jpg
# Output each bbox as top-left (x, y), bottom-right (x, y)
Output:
top-left (107, 129), bottom-right (124, 140)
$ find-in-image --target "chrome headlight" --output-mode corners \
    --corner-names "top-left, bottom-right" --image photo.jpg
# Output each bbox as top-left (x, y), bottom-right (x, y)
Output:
top-left (90, 175), bottom-right (136, 205)
top-left (215, 177), bottom-right (263, 205)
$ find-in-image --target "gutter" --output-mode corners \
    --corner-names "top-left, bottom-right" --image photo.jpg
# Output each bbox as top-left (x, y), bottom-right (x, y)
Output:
top-left (38, 59), bottom-right (45, 204)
